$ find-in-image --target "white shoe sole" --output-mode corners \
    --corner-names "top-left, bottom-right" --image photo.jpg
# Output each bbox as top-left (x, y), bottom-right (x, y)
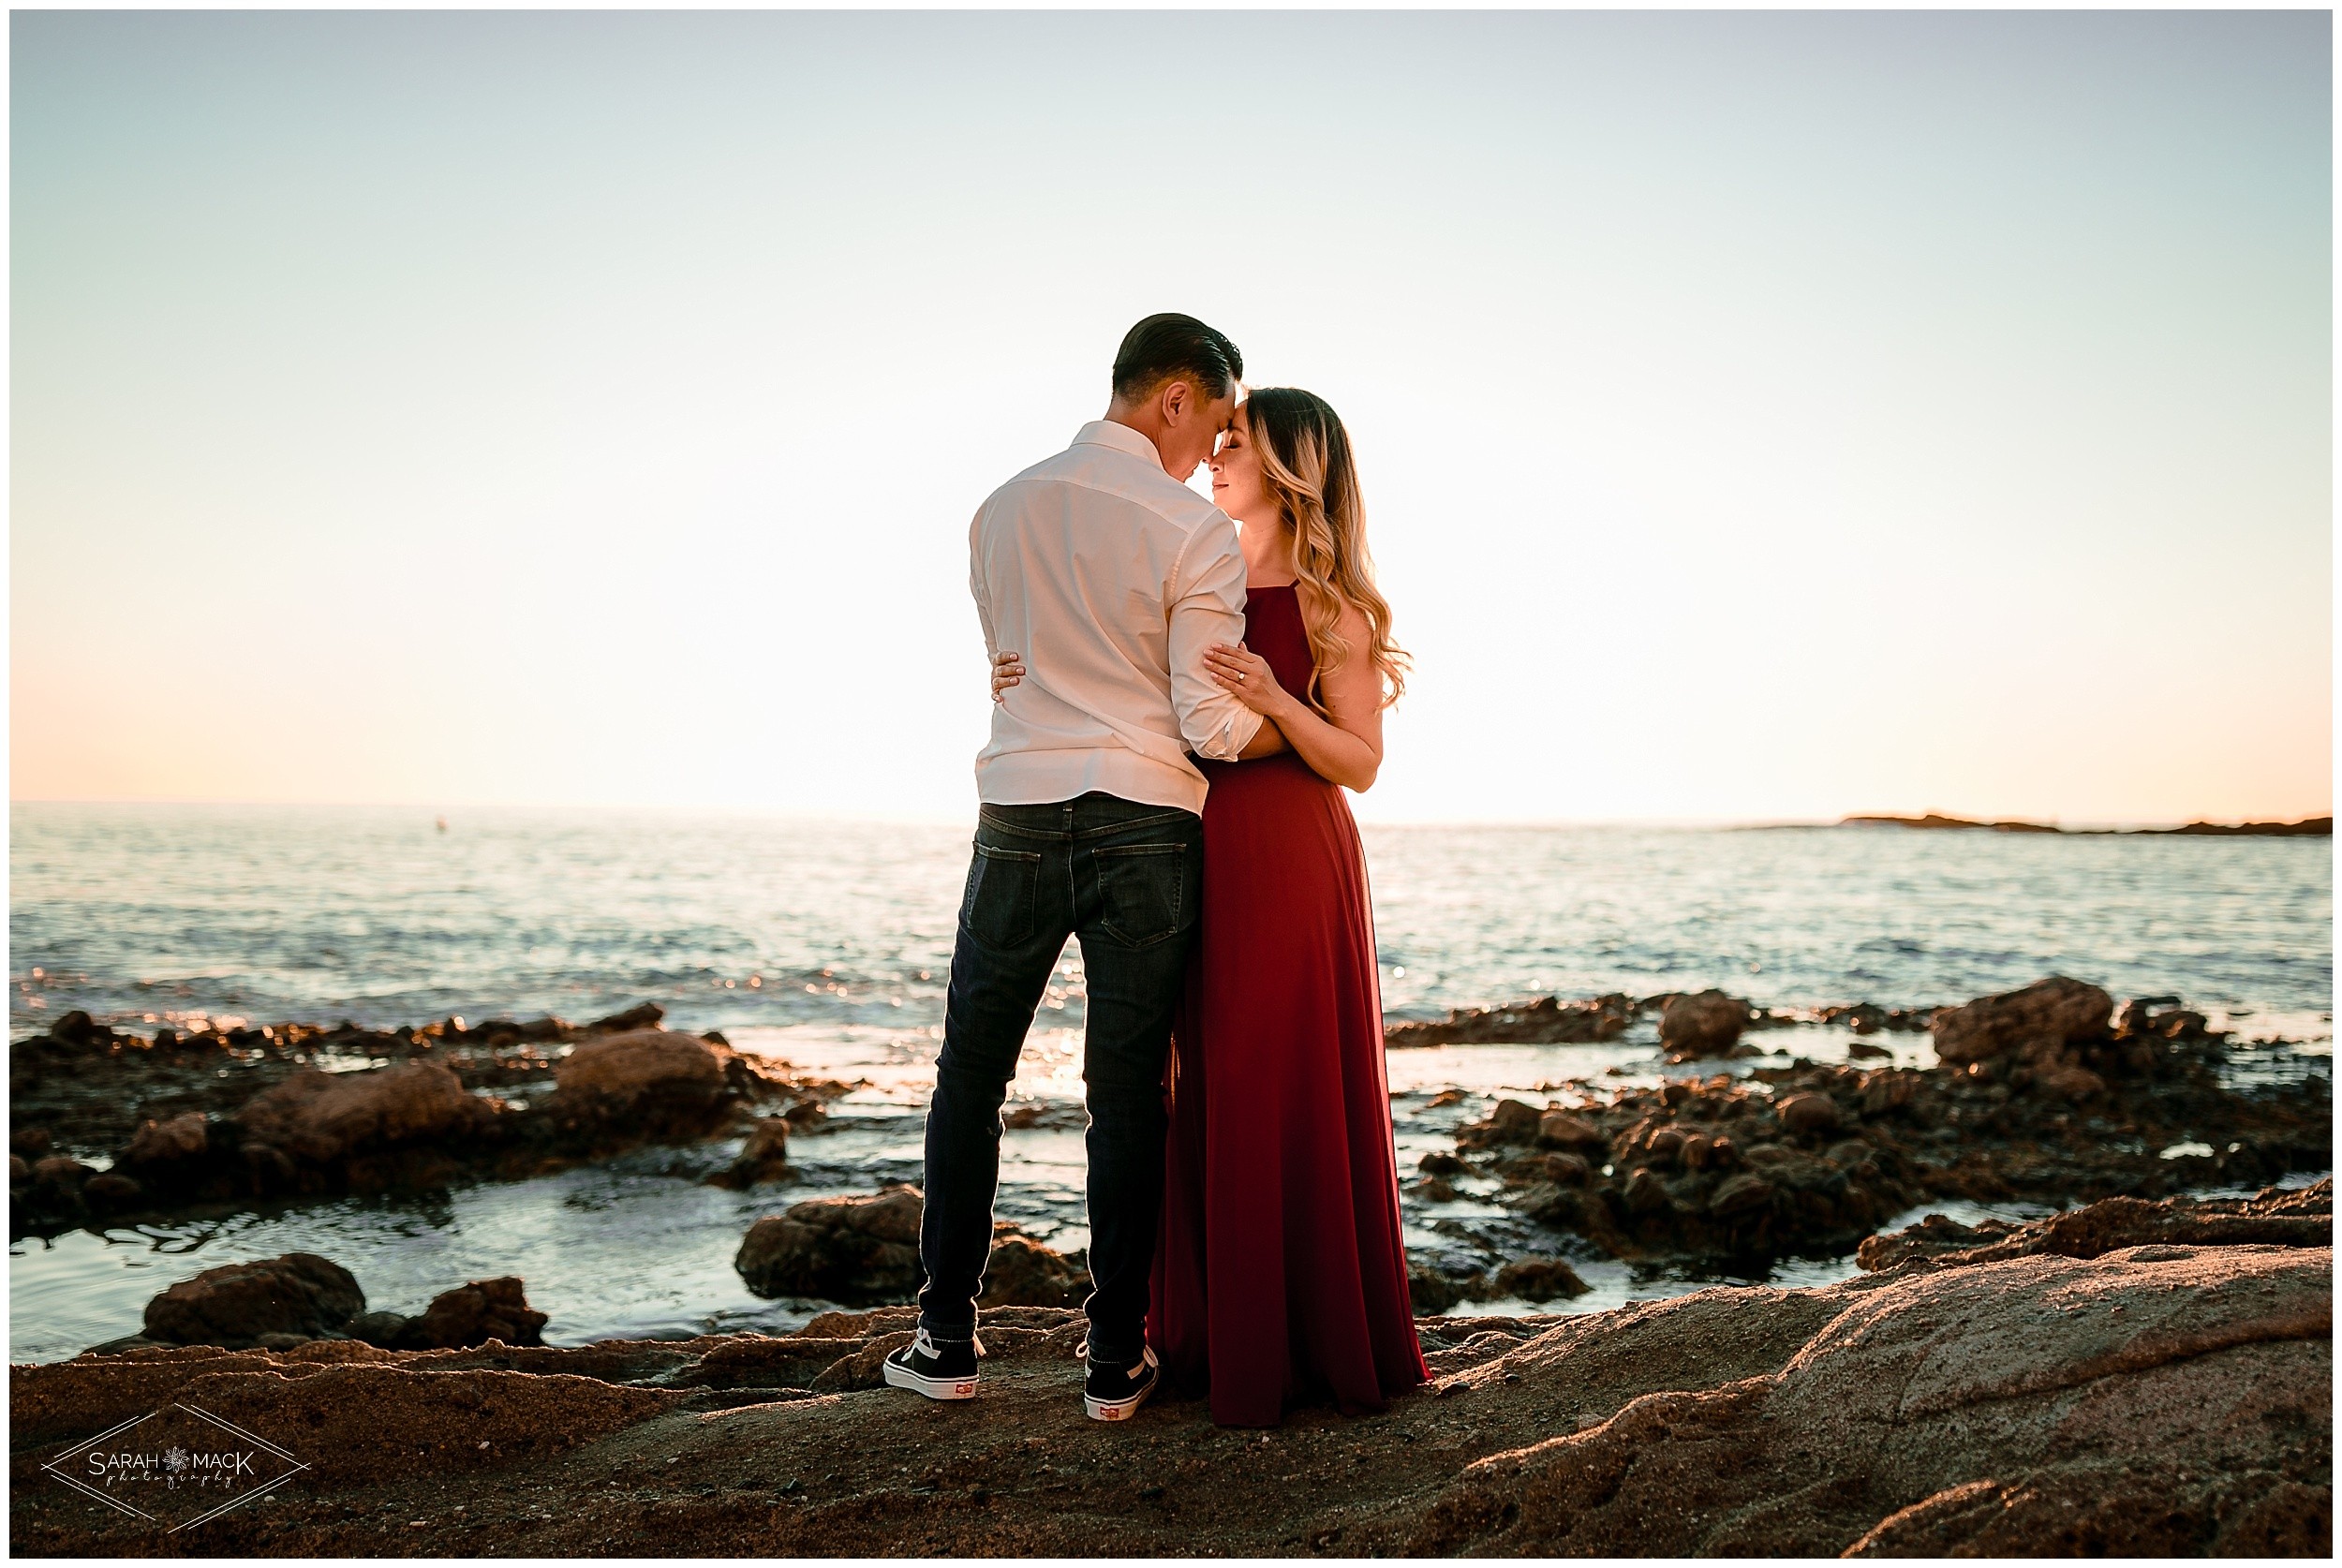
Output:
top-left (883, 1358), bottom-right (978, 1400)
top-left (1084, 1380), bottom-right (1155, 1422)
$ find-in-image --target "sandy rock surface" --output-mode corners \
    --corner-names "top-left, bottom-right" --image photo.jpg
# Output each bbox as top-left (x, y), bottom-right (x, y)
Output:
top-left (1859, 1176), bottom-right (2333, 1271)
top-left (14, 1217), bottom-right (2326, 1557)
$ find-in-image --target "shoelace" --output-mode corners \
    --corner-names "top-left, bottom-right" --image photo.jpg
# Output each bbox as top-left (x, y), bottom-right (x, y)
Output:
top-left (911, 1327), bottom-right (985, 1359)
top-left (1074, 1340), bottom-right (1157, 1374)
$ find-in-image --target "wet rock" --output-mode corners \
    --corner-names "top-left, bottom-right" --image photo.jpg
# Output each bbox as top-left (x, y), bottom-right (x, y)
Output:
top-left (1407, 1263), bottom-right (1474, 1315)
top-left (1623, 1168), bottom-right (1671, 1215)
top-left (2118, 997), bottom-right (2220, 1042)
top-left (1845, 1038), bottom-right (1892, 1060)
top-left (345, 1310), bottom-right (414, 1349)
top-left (1931, 976), bottom-right (2111, 1069)
top-left (235, 1060), bottom-right (487, 1164)
top-left (711, 1116), bottom-right (793, 1189)
top-left (1708, 1172), bottom-right (1775, 1217)
top-left (1001, 1102), bottom-right (1089, 1131)
top-left (1418, 1151), bottom-right (1469, 1176)
top-left (31, 1156), bottom-right (94, 1193)
top-left (120, 1111), bottom-right (209, 1168)
top-left (7, 1155), bottom-right (28, 1187)
top-left (551, 1029), bottom-right (729, 1131)
top-left (1775, 1092), bottom-right (1842, 1137)
top-left (472, 1014), bottom-right (573, 1046)
top-left (1657, 991), bottom-right (1751, 1061)
top-left (1493, 1257), bottom-right (1590, 1302)
top-left (584, 1002), bottom-right (666, 1035)
top-left (1387, 993), bottom-right (1638, 1048)
top-left (141, 1252), bottom-right (365, 1348)
top-left (2028, 1061), bottom-right (2106, 1102)
top-left (1824, 1139), bottom-right (1875, 1170)
top-left (1859, 1179), bottom-right (2333, 1272)
top-left (404, 1277), bottom-right (550, 1348)
top-left (735, 1185), bottom-right (926, 1302)
top-left (1458, 1099), bottom-right (1545, 1150)
top-left (10, 1128), bottom-right (52, 1159)
top-left (42, 1012), bottom-right (117, 1051)
top-left (1534, 1110), bottom-right (1607, 1153)
top-left (1542, 1152), bottom-right (1594, 1185)
top-left (82, 1173), bottom-right (143, 1208)
top-left (1859, 1069), bottom-right (1921, 1117)
top-left (980, 1233), bottom-right (1090, 1309)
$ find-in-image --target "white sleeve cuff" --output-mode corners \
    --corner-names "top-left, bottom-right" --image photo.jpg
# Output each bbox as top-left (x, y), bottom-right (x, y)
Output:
top-left (1194, 707), bottom-right (1265, 761)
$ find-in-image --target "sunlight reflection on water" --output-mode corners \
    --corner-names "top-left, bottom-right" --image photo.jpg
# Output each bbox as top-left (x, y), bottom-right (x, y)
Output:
top-left (8, 809), bottom-right (2331, 1363)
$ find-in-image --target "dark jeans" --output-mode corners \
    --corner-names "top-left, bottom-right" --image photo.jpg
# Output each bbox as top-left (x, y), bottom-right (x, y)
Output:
top-left (917, 791), bottom-right (1203, 1367)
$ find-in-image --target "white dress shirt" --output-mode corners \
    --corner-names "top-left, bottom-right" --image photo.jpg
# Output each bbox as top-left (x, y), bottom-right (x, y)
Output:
top-left (970, 420), bottom-right (1265, 814)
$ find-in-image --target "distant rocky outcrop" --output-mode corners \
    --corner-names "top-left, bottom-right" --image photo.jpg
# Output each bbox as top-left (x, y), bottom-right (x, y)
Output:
top-left (1841, 812), bottom-right (2332, 836)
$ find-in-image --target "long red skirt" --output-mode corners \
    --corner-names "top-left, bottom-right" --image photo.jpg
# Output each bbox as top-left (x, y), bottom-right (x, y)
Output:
top-left (1146, 595), bottom-right (1429, 1427)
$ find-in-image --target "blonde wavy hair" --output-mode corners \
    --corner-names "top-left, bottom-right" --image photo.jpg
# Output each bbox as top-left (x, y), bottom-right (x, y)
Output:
top-left (1242, 388), bottom-right (1409, 711)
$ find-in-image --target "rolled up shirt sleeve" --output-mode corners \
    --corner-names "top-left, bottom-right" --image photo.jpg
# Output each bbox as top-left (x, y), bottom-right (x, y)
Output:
top-left (1168, 523), bottom-right (1266, 760)
top-left (970, 511), bottom-right (999, 658)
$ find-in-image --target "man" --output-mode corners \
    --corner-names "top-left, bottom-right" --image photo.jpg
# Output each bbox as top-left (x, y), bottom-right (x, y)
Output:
top-left (885, 313), bottom-right (1285, 1421)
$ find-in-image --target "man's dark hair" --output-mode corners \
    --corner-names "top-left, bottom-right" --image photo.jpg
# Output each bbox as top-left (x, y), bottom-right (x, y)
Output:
top-left (1111, 313), bottom-right (1243, 403)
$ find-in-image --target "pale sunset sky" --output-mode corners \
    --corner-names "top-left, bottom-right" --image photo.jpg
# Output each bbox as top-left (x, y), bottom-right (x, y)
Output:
top-left (10, 9), bottom-right (2332, 825)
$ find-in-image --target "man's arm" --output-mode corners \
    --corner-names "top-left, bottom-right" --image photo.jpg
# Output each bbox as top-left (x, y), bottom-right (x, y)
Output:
top-left (1167, 525), bottom-right (1265, 760)
top-left (1237, 715), bottom-right (1289, 758)
top-left (969, 510), bottom-right (999, 658)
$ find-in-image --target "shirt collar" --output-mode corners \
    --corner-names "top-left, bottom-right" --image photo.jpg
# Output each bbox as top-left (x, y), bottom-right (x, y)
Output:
top-left (1073, 419), bottom-right (1167, 470)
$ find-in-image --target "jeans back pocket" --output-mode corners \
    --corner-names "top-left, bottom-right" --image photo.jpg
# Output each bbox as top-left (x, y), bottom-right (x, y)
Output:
top-left (960, 839), bottom-right (1043, 949)
top-left (1092, 842), bottom-right (1194, 948)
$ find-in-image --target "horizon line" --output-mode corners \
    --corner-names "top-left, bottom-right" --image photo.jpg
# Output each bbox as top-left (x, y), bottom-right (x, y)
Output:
top-left (9, 798), bottom-right (2333, 836)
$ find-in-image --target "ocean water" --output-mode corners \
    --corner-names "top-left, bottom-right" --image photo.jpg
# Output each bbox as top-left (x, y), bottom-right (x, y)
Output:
top-left (8, 804), bottom-right (2332, 1364)
top-left (10, 804), bottom-right (2335, 1041)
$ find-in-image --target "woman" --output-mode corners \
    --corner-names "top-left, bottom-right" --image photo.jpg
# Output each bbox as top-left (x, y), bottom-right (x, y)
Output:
top-left (993, 387), bottom-right (1426, 1427)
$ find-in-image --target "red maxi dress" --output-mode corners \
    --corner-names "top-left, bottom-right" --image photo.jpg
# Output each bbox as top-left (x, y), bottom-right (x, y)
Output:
top-left (1148, 584), bottom-right (1430, 1427)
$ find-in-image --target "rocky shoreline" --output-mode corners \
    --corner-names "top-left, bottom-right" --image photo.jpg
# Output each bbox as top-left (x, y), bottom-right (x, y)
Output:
top-left (10, 978), bottom-right (2330, 1321)
top-left (1400, 978), bottom-right (2329, 1296)
top-left (12, 1184), bottom-right (2329, 1556)
top-left (7, 1004), bottom-right (850, 1236)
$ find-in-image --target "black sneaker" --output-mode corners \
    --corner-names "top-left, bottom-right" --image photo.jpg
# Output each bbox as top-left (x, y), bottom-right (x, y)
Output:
top-left (1080, 1341), bottom-right (1160, 1422)
top-left (882, 1327), bottom-right (983, 1400)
